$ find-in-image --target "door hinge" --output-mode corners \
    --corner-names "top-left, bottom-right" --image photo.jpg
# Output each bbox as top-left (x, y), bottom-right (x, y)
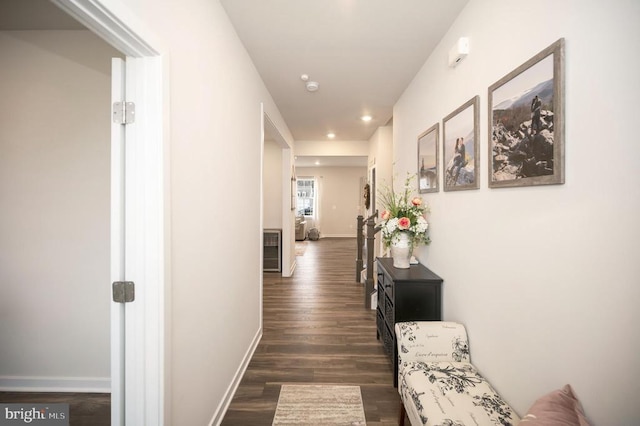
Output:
top-left (112, 101), bottom-right (136, 124)
top-left (112, 281), bottom-right (135, 303)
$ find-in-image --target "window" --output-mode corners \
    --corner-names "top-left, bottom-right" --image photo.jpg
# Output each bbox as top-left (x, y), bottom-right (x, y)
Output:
top-left (296, 178), bottom-right (315, 217)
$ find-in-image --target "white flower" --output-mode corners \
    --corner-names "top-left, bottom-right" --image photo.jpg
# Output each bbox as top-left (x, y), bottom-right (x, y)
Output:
top-left (415, 216), bottom-right (428, 233)
top-left (382, 217), bottom-right (399, 239)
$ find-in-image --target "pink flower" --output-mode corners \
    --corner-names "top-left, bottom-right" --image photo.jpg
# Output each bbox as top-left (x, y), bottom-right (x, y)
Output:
top-left (398, 217), bottom-right (411, 230)
top-left (411, 197), bottom-right (423, 206)
top-left (381, 210), bottom-right (390, 220)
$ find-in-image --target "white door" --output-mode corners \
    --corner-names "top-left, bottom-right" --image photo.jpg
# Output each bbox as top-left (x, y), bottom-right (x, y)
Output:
top-left (110, 57), bottom-right (126, 426)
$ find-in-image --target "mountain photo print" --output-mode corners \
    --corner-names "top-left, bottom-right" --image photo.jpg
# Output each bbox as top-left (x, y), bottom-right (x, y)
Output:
top-left (443, 96), bottom-right (480, 192)
top-left (488, 38), bottom-right (565, 188)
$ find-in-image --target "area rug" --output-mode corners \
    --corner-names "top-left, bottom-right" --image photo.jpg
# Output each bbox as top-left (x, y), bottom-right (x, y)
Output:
top-left (272, 384), bottom-right (366, 425)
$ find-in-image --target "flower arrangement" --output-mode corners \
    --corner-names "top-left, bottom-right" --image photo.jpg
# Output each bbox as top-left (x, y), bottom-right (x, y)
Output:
top-left (379, 174), bottom-right (431, 249)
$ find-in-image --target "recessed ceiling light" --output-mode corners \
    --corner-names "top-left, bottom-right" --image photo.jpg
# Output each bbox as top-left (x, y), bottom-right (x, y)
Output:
top-left (361, 115), bottom-right (372, 122)
top-left (327, 132), bottom-right (336, 139)
top-left (315, 160), bottom-right (320, 165)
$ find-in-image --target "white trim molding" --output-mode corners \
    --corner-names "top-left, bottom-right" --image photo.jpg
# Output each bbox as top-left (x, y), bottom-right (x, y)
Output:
top-left (288, 259), bottom-right (297, 277)
top-left (208, 328), bottom-right (263, 426)
top-left (0, 376), bottom-right (111, 393)
top-left (51, 0), bottom-right (160, 57)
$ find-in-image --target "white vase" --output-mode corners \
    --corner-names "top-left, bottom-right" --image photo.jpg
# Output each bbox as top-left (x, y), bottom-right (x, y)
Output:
top-left (391, 232), bottom-right (412, 269)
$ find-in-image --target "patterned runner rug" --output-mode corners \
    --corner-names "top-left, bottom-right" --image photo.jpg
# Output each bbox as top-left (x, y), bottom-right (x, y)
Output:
top-left (272, 384), bottom-right (366, 425)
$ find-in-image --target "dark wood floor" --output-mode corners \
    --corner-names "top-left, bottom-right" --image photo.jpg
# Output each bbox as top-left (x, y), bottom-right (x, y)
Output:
top-left (221, 237), bottom-right (401, 426)
top-left (0, 238), bottom-right (399, 425)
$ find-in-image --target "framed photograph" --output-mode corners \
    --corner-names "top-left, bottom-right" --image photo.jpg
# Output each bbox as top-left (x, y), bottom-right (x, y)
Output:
top-left (488, 38), bottom-right (565, 188)
top-left (443, 96), bottom-right (480, 191)
top-left (417, 123), bottom-right (439, 193)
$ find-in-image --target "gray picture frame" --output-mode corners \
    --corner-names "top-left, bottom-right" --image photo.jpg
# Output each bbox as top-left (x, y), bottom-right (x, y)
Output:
top-left (442, 96), bottom-right (480, 192)
top-left (418, 123), bottom-right (439, 193)
top-left (488, 38), bottom-right (565, 188)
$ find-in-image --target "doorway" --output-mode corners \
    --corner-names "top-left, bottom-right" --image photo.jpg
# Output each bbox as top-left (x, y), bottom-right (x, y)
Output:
top-left (1, 0), bottom-right (167, 424)
top-left (0, 19), bottom-right (119, 426)
top-left (262, 112), bottom-right (295, 278)
top-left (0, 19), bottom-right (118, 391)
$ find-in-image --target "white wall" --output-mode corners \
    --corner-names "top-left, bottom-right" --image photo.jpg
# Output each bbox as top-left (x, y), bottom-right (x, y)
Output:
top-left (282, 148), bottom-right (297, 277)
top-left (367, 125), bottom-right (393, 215)
top-left (263, 139), bottom-right (283, 229)
top-left (365, 126), bottom-right (393, 260)
top-left (115, 0), bottom-right (294, 424)
top-left (393, 1), bottom-right (640, 424)
top-left (295, 139), bottom-right (369, 156)
top-left (0, 30), bottom-right (117, 389)
top-left (296, 167), bottom-right (366, 238)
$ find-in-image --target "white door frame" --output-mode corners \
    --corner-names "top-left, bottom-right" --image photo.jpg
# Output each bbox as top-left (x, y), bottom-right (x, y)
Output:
top-left (262, 111), bottom-right (295, 278)
top-left (52, 1), bottom-right (167, 425)
top-left (110, 57), bottom-right (126, 426)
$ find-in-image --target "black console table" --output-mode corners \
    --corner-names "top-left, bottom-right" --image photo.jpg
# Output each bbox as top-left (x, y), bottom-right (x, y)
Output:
top-left (375, 257), bottom-right (443, 386)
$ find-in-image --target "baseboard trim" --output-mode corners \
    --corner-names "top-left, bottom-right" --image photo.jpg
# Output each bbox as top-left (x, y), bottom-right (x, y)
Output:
top-left (288, 259), bottom-right (297, 277)
top-left (209, 327), bottom-right (263, 426)
top-left (320, 234), bottom-right (356, 238)
top-left (0, 376), bottom-right (110, 393)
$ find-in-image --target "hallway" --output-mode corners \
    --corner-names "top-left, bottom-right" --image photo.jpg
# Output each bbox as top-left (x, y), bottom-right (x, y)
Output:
top-left (221, 238), bottom-right (400, 425)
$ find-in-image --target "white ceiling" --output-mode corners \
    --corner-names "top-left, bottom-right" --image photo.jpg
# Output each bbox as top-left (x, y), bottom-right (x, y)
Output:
top-left (1, 0), bottom-right (469, 167)
top-left (220, 0), bottom-right (469, 142)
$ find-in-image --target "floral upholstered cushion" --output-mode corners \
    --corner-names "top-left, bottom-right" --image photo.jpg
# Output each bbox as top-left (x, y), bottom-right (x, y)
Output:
top-left (396, 321), bottom-right (471, 364)
top-left (399, 361), bottom-right (520, 426)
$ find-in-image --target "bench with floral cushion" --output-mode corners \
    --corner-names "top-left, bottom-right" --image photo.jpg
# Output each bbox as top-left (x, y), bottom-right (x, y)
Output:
top-left (395, 321), bottom-right (591, 426)
top-left (395, 321), bottom-right (519, 426)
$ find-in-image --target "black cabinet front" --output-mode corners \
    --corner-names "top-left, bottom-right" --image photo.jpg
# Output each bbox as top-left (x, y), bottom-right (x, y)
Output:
top-left (375, 257), bottom-right (443, 387)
